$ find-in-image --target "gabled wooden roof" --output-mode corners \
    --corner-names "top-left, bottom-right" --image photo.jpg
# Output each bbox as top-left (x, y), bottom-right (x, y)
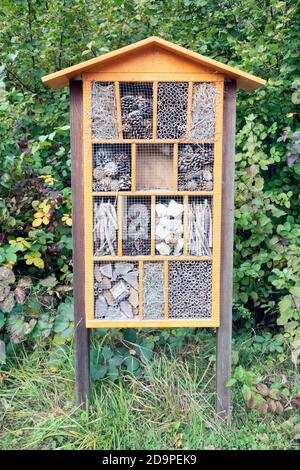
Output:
top-left (42, 36), bottom-right (266, 91)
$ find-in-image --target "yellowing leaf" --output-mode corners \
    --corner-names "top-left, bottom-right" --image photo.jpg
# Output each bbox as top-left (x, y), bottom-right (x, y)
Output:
top-left (32, 218), bottom-right (42, 227)
top-left (42, 217), bottom-right (50, 224)
top-left (34, 211), bottom-right (44, 218)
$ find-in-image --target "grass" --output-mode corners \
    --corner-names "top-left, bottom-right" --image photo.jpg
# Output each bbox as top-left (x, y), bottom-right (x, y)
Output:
top-left (0, 335), bottom-right (299, 450)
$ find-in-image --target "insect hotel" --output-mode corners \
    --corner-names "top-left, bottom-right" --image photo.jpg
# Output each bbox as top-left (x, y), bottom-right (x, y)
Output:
top-left (42, 37), bottom-right (265, 412)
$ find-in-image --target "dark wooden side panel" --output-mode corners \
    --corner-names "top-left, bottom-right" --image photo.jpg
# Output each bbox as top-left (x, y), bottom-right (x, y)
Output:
top-left (216, 81), bottom-right (237, 419)
top-left (70, 79), bottom-right (90, 406)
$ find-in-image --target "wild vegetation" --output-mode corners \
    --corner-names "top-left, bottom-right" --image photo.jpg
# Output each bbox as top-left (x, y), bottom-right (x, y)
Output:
top-left (0, 0), bottom-right (299, 449)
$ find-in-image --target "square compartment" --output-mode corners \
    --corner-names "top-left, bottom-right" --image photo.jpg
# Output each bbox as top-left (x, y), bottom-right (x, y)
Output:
top-left (168, 261), bottom-right (212, 319)
top-left (120, 82), bottom-right (153, 139)
top-left (136, 144), bottom-right (174, 191)
top-left (178, 144), bottom-right (214, 191)
top-left (93, 196), bottom-right (118, 257)
top-left (94, 261), bottom-right (139, 320)
top-left (122, 196), bottom-right (151, 255)
top-left (142, 262), bottom-right (165, 319)
top-left (92, 144), bottom-right (131, 192)
top-left (155, 196), bottom-right (184, 256)
top-left (157, 82), bottom-right (188, 139)
top-left (188, 196), bottom-right (213, 256)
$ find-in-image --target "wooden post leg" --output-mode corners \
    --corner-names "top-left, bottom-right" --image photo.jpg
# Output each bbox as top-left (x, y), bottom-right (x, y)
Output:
top-left (216, 81), bottom-right (237, 419)
top-left (70, 80), bottom-right (90, 406)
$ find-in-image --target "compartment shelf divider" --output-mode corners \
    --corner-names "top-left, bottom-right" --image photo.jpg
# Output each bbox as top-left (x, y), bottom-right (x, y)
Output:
top-left (164, 260), bottom-right (169, 320)
top-left (117, 195), bottom-right (123, 256)
top-left (151, 195), bottom-right (156, 256)
top-left (138, 260), bottom-right (143, 320)
top-left (183, 195), bottom-right (189, 256)
top-left (114, 81), bottom-right (123, 140)
top-left (173, 143), bottom-right (178, 191)
top-left (152, 81), bottom-right (158, 138)
top-left (186, 81), bottom-right (193, 132)
top-left (131, 143), bottom-right (136, 191)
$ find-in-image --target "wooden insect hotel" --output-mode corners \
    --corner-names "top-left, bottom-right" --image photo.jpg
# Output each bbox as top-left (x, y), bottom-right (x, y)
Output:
top-left (42, 37), bottom-right (265, 413)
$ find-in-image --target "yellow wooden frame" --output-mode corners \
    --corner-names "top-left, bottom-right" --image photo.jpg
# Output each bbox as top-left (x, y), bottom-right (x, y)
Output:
top-left (83, 73), bottom-right (224, 328)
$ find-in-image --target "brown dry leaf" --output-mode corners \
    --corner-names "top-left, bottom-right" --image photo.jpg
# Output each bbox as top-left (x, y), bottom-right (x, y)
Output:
top-left (247, 396), bottom-right (256, 410)
top-left (256, 383), bottom-right (269, 397)
top-left (275, 401), bottom-right (284, 414)
top-left (18, 276), bottom-right (32, 288)
top-left (267, 399), bottom-right (277, 413)
top-left (14, 286), bottom-right (26, 304)
top-left (259, 400), bottom-right (268, 416)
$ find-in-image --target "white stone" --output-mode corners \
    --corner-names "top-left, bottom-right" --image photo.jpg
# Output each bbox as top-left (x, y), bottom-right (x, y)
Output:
top-left (120, 300), bottom-right (133, 318)
top-left (159, 217), bottom-right (170, 228)
top-left (110, 280), bottom-right (129, 300)
top-left (155, 224), bottom-right (167, 240)
top-left (156, 242), bottom-right (171, 255)
top-left (168, 219), bottom-right (183, 232)
top-left (100, 264), bottom-right (113, 278)
top-left (155, 203), bottom-right (167, 218)
top-left (167, 200), bottom-right (184, 218)
top-left (123, 271), bottom-right (139, 290)
top-left (95, 295), bottom-right (108, 318)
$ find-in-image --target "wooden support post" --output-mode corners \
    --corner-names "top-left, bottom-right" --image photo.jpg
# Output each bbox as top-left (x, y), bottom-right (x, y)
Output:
top-left (216, 81), bottom-right (237, 419)
top-left (70, 80), bottom-right (90, 407)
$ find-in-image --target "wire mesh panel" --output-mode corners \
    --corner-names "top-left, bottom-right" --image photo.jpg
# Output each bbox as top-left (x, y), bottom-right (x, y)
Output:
top-left (155, 196), bottom-right (184, 256)
top-left (122, 196), bottom-right (151, 255)
top-left (92, 144), bottom-right (131, 191)
top-left (136, 144), bottom-right (174, 191)
top-left (93, 196), bottom-right (118, 256)
top-left (120, 82), bottom-right (153, 139)
top-left (157, 82), bottom-right (188, 139)
top-left (189, 82), bottom-right (217, 140)
top-left (94, 261), bottom-right (139, 320)
top-left (143, 262), bottom-right (165, 319)
top-left (168, 261), bottom-right (212, 319)
top-left (188, 196), bottom-right (213, 256)
top-left (178, 144), bottom-right (214, 191)
top-left (91, 81), bottom-right (118, 139)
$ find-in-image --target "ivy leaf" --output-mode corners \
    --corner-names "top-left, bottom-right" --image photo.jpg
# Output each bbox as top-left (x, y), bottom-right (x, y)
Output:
top-left (123, 356), bottom-right (140, 373)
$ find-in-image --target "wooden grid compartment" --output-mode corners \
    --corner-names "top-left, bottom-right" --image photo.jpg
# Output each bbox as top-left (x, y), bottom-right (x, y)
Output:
top-left (122, 196), bottom-right (151, 256)
top-left (188, 196), bottom-right (213, 256)
top-left (157, 82), bottom-right (189, 139)
top-left (120, 82), bottom-right (153, 139)
top-left (189, 82), bottom-right (217, 140)
top-left (136, 144), bottom-right (174, 191)
top-left (92, 143), bottom-right (131, 191)
top-left (168, 261), bottom-right (212, 319)
top-left (178, 144), bottom-right (214, 191)
top-left (155, 196), bottom-right (184, 256)
top-left (93, 196), bottom-right (118, 257)
top-left (142, 262), bottom-right (165, 319)
top-left (91, 81), bottom-right (118, 139)
top-left (94, 261), bottom-right (139, 320)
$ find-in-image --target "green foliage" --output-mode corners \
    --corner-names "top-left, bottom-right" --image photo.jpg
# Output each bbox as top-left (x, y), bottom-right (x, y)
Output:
top-left (0, 0), bottom-right (299, 369)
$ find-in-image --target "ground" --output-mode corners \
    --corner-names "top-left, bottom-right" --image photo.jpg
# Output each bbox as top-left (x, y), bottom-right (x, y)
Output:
top-left (0, 332), bottom-right (299, 450)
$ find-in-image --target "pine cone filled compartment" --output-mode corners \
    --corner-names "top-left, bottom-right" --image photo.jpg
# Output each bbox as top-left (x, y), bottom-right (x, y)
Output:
top-left (94, 261), bottom-right (139, 320)
top-left (120, 82), bottom-right (153, 139)
top-left (168, 261), bottom-right (212, 319)
top-left (92, 144), bottom-right (131, 191)
top-left (122, 196), bottom-right (151, 256)
top-left (157, 82), bottom-right (188, 139)
top-left (178, 143), bottom-right (214, 191)
top-left (188, 196), bottom-right (213, 256)
top-left (93, 196), bottom-right (118, 257)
